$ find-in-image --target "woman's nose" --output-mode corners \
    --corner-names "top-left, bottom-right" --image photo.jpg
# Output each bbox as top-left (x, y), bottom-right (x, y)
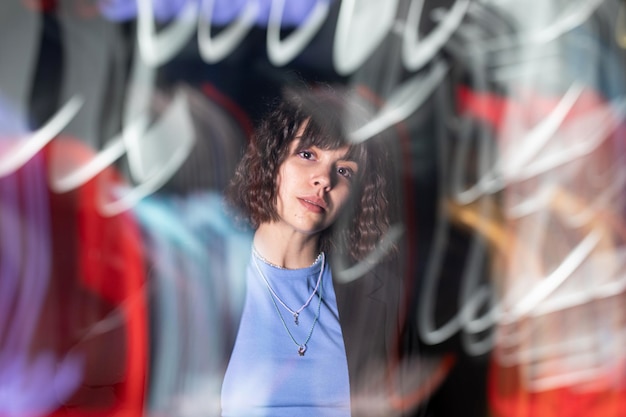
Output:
top-left (312, 166), bottom-right (332, 189)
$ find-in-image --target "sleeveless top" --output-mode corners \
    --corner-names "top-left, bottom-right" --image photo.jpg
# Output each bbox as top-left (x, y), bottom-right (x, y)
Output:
top-left (221, 251), bottom-right (351, 417)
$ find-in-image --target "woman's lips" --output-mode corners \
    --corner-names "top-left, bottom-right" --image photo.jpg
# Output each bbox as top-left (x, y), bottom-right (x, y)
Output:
top-left (298, 197), bottom-right (326, 214)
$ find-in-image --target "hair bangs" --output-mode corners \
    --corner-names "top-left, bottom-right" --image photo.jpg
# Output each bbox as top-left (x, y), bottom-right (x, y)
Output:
top-left (297, 112), bottom-right (369, 171)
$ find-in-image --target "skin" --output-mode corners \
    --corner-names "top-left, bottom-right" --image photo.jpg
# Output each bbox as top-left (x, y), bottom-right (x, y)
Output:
top-left (253, 131), bottom-right (359, 269)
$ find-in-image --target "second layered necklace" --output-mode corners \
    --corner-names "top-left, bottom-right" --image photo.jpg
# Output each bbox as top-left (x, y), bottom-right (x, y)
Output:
top-left (252, 248), bottom-right (325, 356)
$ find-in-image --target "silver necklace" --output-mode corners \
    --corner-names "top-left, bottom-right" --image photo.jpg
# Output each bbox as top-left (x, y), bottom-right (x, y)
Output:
top-left (252, 248), bottom-right (325, 325)
top-left (251, 252), bottom-right (325, 356)
top-left (265, 272), bottom-right (323, 356)
top-left (253, 248), bottom-right (323, 270)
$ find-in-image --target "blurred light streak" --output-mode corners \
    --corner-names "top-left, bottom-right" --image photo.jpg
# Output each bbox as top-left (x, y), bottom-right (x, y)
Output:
top-left (496, 288), bottom-right (626, 359)
top-left (500, 83), bottom-right (584, 184)
top-left (446, 202), bottom-right (507, 336)
top-left (105, 0), bottom-right (605, 75)
top-left (54, 7), bottom-right (129, 151)
top-left (333, 0), bottom-right (399, 75)
top-left (445, 20), bottom-right (502, 329)
top-left (417, 113), bottom-right (468, 347)
top-left (349, 60), bottom-right (448, 143)
top-left (54, 138), bottom-right (150, 413)
top-left (438, 34), bottom-right (497, 353)
top-left (49, 131), bottom-right (129, 193)
top-left (99, 0), bottom-right (190, 22)
top-left (334, 223), bottom-right (405, 283)
top-left (124, 91), bottom-right (193, 182)
top-left (124, 45), bottom-right (157, 131)
top-left (121, 0), bottom-right (334, 66)
top-left (200, 83), bottom-right (254, 138)
top-left (505, 230), bottom-right (602, 320)
top-left (3, 0), bottom-right (626, 414)
top-left (0, 96), bottom-right (83, 178)
top-left (502, 99), bottom-right (626, 189)
top-left (102, 90), bottom-right (195, 216)
top-left (494, 313), bottom-right (626, 392)
top-left (205, 0), bottom-right (261, 25)
top-left (523, 0), bottom-right (606, 45)
top-left (467, 0), bottom-right (605, 54)
top-left (2, 156), bottom-right (48, 353)
top-left (451, 86), bottom-right (626, 207)
top-left (493, 101), bottom-right (625, 402)
top-left (135, 192), bottom-right (251, 416)
top-left (198, 0), bottom-right (259, 63)
top-left (452, 86), bottom-right (626, 388)
top-left (0, 152), bottom-right (82, 416)
top-left (266, 0), bottom-right (330, 66)
top-left (100, 0), bottom-right (327, 26)
top-left (137, 0), bottom-right (197, 67)
top-left (401, 0), bottom-right (470, 72)
top-left (420, 2), bottom-right (626, 367)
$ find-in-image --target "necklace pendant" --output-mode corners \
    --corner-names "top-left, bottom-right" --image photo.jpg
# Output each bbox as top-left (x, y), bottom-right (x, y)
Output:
top-left (298, 345), bottom-right (307, 356)
top-left (293, 313), bottom-right (299, 325)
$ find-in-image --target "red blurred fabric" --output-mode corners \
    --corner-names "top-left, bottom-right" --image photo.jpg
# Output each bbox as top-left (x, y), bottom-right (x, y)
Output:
top-left (42, 138), bottom-right (148, 416)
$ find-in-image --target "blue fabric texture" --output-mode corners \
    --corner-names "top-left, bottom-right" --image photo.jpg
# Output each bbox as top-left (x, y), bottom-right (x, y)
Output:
top-left (221, 251), bottom-right (351, 417)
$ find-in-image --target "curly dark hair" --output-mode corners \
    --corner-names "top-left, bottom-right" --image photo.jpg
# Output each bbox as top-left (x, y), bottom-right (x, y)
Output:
top-left (226, 86), bottom-right (393, 262)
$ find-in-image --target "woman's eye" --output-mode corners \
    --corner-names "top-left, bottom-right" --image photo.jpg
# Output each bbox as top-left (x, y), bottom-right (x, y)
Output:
top-left (298, 150), bottom-right (313, 160)
top-left (337, 167), bottom-right (353, 178)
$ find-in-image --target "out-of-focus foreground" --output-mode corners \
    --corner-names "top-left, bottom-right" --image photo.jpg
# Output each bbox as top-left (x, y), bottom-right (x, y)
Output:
top-left (1, 1), bottom-right (626, 416)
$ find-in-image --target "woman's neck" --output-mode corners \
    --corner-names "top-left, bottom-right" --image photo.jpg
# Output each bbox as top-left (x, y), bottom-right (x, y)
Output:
top-left (253, 223), bottom-right (321, 269)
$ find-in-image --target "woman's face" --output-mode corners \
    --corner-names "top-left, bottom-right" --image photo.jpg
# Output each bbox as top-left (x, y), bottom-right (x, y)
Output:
top-left (273, 132), bottom-right (360, 239)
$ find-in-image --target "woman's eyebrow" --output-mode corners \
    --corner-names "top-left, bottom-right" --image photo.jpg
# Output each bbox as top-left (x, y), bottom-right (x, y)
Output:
top-left (338, 151), bottom-right (359, 163)
top-left (338, 156), bottom-right (359, 168)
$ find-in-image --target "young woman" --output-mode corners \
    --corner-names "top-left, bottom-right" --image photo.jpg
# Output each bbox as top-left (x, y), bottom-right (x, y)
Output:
top-left (222, 87), bottom-right (405, 417)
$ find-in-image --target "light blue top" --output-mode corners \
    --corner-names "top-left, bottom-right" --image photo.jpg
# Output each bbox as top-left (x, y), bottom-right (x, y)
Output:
top-left (221, 251), bottom-right (351, 417)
